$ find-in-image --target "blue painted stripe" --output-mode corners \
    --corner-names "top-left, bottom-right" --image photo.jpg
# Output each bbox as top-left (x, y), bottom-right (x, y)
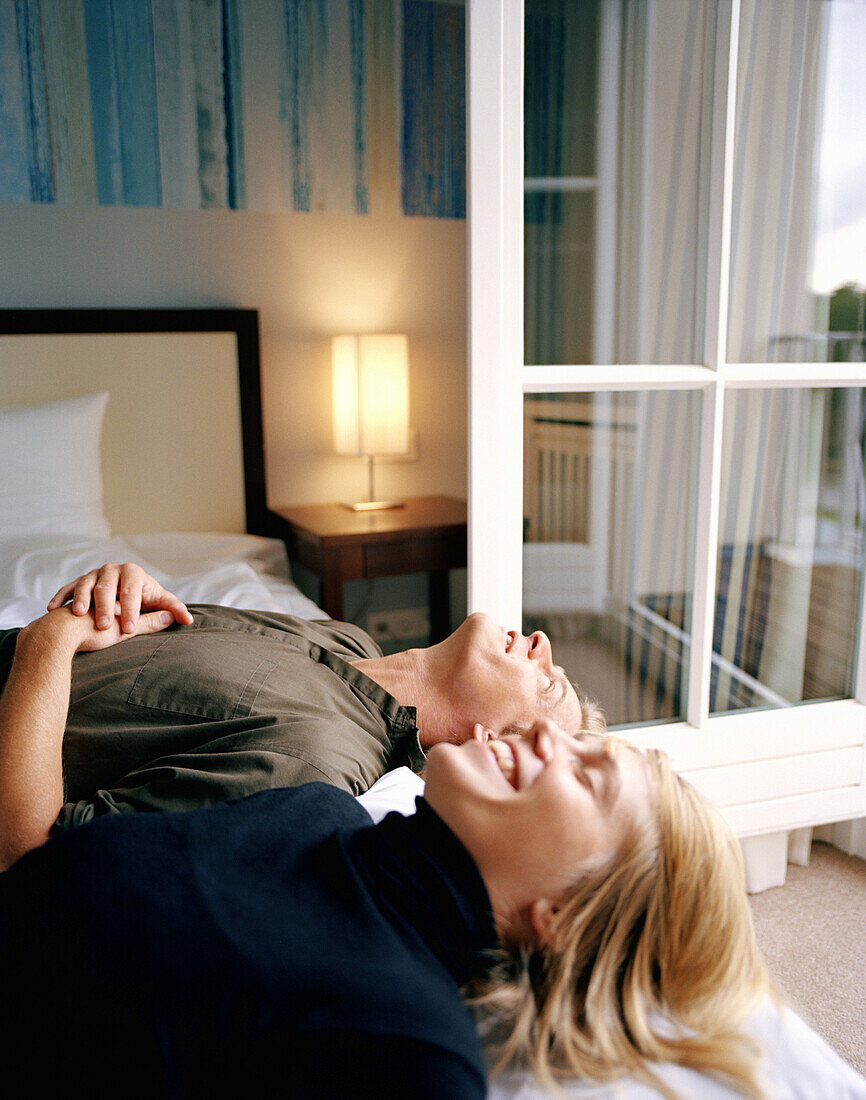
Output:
top-left (401, 0), bottom-right (430, 216)
top-left (83, 0), bottom-right (161, 206)
top-left (191, 0), bottom-right (229, 208)
top-left (0, 2), bottom-right (32, 201)
top-left (15, 0), bottom-right (53, 201)
top-left (111, 0), bottom-right (161, 205)
top-left (284, 0), bottom-right (310, 211)
top-left (83, 0), bottom-right (124, 203)
top-left (222, 0), bottom-right (245, 209)
top-left (349, 0), bottom-right (367, 214)
top-left (38, 2), bottom-right (99, 204)
top-left (152, 0), bottom-right (200, 208)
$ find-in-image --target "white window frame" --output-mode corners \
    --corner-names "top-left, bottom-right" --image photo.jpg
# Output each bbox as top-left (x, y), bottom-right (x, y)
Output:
top-left (467, 0), bottom-right (866, 838)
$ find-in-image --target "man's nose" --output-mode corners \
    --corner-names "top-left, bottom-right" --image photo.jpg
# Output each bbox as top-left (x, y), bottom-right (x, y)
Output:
top-left (527, 630), bottom-right (552, 662)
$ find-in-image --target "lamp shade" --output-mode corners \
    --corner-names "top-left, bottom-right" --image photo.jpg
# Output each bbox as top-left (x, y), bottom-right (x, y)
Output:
top-left (332, 334), bottom-right (410, 456)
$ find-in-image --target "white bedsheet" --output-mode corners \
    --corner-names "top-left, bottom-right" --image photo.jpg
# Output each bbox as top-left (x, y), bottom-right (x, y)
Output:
top-left (0, 531), bottom-right (326, 628)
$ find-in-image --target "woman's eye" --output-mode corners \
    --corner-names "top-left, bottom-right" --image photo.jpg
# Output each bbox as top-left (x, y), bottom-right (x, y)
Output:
top-left (573, 762), bottom-right (596, 796)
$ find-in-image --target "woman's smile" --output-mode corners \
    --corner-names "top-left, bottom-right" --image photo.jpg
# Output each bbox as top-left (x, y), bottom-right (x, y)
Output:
top-left (487, 738), bottom-right (517, 787)
top-left (424, 719), bottom-right (656, 930)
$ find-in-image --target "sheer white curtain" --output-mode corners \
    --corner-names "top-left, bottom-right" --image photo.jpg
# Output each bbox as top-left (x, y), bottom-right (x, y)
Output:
top-left (615, 1), bottom-right (833, 713)
top-left (614, 0), bottom-right (714, 365)
top-left (713, 0), bottom-right (833, 709)
top-left (728, 0), bottom-right (827, 363)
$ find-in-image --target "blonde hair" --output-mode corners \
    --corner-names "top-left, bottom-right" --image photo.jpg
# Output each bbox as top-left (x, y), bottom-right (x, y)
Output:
top-left (472, 745), bottom-right (773, 1099)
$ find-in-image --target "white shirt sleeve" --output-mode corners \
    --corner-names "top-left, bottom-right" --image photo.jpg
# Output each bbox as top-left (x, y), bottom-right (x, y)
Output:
top-left (356, 767), bottom-right (426, 824)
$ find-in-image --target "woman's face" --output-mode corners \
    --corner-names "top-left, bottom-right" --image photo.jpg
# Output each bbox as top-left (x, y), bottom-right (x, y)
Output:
top-left (429, 612), bottom-right (584, 739)
top-left (424, 721), bottom-right (655, 938)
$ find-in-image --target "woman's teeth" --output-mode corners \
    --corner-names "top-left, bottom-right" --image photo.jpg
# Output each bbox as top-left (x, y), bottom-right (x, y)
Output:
top-left (489, 739), bottom-right (515, 785)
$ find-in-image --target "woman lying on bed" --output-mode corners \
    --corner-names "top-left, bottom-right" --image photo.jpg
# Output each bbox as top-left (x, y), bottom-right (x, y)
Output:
top-left (0, 602), bottom-right (771, 1098)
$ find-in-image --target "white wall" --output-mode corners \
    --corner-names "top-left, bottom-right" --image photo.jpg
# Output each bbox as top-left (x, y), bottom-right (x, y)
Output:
top-left (0, 202), bottom-right (468, 510)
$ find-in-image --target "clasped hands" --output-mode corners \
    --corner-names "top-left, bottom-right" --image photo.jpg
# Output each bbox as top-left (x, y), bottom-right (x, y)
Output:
top-left (43, 563), bottom-right (194, 652)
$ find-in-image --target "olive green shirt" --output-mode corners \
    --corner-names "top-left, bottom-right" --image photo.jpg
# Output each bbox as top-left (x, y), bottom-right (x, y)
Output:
top-left (1, 606), bottom-right (423, 831)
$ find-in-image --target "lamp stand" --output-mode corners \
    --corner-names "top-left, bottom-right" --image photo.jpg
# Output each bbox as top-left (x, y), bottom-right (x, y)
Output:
top-left (341, 454), bottom-right (406, 512)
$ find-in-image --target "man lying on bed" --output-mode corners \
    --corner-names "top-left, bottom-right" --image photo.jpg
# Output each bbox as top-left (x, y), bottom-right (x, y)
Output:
top-left (0, 562), bottom-right (601, 870)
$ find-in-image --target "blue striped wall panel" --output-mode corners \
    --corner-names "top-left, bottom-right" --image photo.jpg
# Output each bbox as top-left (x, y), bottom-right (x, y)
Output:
top-left (0, 0), bottom-right (465, 217)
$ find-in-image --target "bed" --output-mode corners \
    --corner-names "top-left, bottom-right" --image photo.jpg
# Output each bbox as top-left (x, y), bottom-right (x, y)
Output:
top-left (1, 308), bottom-right (864, 1098)
top-left (0, 308), bottom-right (324, 627)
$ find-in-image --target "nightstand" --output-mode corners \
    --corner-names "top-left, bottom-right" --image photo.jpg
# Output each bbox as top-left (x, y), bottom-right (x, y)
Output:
top-left (269, 495), bottom-right (467, 642)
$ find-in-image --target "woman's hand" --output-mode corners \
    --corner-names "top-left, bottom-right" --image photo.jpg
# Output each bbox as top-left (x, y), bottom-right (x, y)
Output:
top-left (47, 562), bottom-right (194, 635)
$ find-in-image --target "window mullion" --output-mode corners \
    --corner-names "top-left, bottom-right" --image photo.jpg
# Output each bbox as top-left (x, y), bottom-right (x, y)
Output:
top-left (702, 0), bottom-right (740, 374)
top-left (520, 363), bottom-right (713, 390)
top-left (467, 0), bottom-right (525, 625)
top-left (856, 574), bottom-right (866, 706)
top-left (725, 363), bottom-right (866, 386)
top-left (686, 0), bottom-right (740, 727)
top-left (687, 381), bottom-right (725, 726)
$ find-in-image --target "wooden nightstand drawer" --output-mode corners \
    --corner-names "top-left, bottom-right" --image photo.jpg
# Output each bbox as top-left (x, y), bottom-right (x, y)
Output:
top-left (365, 531), bottom-right (466, 577)
top-left (268, 496), bottom-right (467, 641)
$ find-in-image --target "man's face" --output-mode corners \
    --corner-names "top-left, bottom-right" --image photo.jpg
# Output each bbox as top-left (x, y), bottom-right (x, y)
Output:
top-left (432, 612), bottom-right (584, 740)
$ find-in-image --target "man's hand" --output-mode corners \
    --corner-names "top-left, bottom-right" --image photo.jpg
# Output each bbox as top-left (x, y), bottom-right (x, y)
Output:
top-left (21, 601), bottom-right (182, 658)
top-left (0, 601), bottom-right (183, 871)
top-left (60, 604), bottom-right (179, 653)
top-left (47, 562), bottom-right (194, 635)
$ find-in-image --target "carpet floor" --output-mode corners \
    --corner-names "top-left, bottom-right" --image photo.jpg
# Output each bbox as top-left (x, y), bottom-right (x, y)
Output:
top-left (748, 842), bottom-right (866, 1076)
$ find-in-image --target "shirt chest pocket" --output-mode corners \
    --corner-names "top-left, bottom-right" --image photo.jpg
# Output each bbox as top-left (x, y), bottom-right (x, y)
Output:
top-left (127, 633), bottom-right (279, 721)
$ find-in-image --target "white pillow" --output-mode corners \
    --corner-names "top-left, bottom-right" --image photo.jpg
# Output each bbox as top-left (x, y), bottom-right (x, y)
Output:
top-left (0, 392), bottom-right (111, 540)
top-left (487, 1003), bottom-right (866, 1099)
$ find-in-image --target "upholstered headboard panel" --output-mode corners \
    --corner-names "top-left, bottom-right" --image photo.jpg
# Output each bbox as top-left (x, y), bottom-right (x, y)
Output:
top-left (0, 309), bottom-right (267, 536)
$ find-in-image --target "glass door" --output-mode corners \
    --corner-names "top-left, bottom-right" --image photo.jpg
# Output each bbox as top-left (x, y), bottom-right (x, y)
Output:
top-left (468, 0), bottom-right (866, 835)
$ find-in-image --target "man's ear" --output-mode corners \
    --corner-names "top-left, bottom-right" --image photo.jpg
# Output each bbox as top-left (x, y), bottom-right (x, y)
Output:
top-left (529, 898), bottom-right (559, 946)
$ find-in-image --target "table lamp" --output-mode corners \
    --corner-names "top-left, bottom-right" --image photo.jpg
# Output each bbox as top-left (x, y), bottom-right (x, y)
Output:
top-left (332, 333), bottom-right (410, 510)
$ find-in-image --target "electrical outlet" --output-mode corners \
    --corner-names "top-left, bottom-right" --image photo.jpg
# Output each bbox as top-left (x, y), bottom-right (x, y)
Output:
top-left (367, 607), bottom-right (430, 642)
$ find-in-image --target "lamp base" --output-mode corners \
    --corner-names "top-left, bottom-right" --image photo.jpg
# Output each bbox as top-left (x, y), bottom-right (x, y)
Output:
top-left (340, 499), bottom-right (406, 512)
top-left (340, 455), bottom-right (406, 511)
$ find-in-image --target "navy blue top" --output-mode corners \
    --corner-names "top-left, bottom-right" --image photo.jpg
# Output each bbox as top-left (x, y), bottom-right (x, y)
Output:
top-left (0, 783), bottom-right (498, 1098)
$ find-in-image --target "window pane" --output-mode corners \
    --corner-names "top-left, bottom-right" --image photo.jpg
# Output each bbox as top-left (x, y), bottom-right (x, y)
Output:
top-left (522, 391), bottom-right (701, 727)
top-left (712, 388), bottom-right (866, 713)
top-left (729, 1), bottom-right (866, 363)
top-left (523, 0), bottom-right (715, 365)
top-left (525, 191), bottom-right (596, 366)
